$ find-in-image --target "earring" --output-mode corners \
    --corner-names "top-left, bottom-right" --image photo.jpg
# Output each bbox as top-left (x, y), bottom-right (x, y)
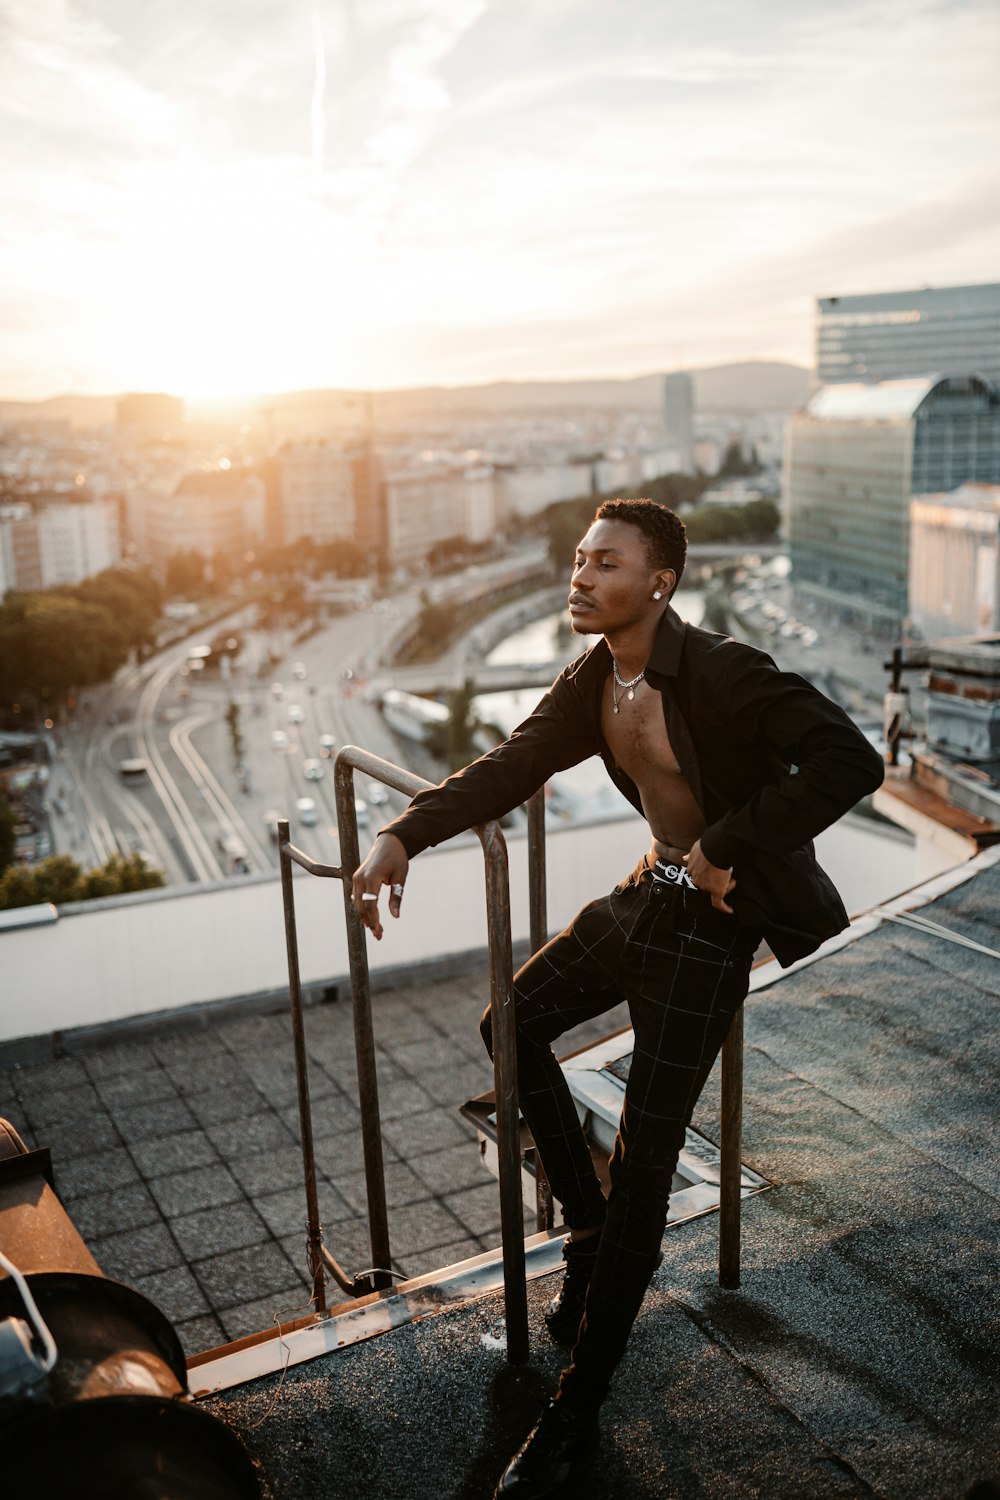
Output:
top-left (653, 590), bottom-right (662, 600)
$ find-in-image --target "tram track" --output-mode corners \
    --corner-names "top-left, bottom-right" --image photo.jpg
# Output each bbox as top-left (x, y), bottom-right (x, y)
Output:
top-left (136, 661), bottom-right (222, 882)
top-left (169, 713), bottom-right (272, 872)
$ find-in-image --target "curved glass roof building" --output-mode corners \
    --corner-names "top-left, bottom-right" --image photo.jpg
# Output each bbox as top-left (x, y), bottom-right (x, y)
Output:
top-left (786, 374), bottom-right (1000, 625)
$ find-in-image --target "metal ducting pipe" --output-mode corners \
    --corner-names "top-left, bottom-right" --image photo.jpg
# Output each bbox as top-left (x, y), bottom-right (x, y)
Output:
top-left (0, 1117), bottom-right (263, 1499)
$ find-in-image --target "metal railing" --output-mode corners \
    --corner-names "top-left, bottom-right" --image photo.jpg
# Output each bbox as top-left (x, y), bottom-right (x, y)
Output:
top-left (278, 745), bottom-right (529, 1363)
top-left (526, 790), bottom-right (748, 1288)
top-left (276, 747), bottom-right (748, 1371)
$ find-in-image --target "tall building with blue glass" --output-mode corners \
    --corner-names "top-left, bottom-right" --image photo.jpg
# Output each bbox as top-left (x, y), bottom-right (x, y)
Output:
top-left (786, 375), bottom-right (1000, 626)
top-left (816, 282), bottom-right (1000, 387)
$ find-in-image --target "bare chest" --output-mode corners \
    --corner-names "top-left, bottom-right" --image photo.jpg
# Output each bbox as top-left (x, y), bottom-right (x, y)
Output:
top-left (601, 676), bottom-right (683, 779)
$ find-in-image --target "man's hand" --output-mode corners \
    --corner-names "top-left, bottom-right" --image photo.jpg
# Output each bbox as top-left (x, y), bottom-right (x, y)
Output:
top-left (683, 840), bottom-right (736, 914)
top-left (351, 833), bottom-right (410, 941)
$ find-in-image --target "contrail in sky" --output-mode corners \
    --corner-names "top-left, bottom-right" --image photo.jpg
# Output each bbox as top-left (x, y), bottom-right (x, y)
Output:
top-left (311, 11), bottom-right (327, 182)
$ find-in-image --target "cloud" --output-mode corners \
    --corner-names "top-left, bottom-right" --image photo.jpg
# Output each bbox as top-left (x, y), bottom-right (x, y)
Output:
top-left (1, 0), bottom-right (999, 395)
top-left (0, 0), bottom-right (174, 152)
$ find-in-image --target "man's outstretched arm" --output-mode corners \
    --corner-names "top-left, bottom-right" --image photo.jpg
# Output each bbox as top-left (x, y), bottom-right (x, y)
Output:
top-left (349, 666), bottom-right (597, 940)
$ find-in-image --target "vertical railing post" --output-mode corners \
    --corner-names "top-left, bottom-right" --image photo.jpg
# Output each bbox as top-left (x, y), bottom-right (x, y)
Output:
top-left (278, 819), bottom-right (327, 1315)
top-left (526, 789), bottom-right (554, 1231)
top-left (479, 824), bottom-right (529, 1365)
top-left (333, 756), bottom-right (393, 1293)
top-left (718, 1006), bottom-right (744, 1289)
top-left (526, 789), bottom-right (548, 958)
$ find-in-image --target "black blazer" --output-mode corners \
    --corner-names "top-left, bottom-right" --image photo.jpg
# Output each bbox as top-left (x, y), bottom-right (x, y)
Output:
top-left (383, 607), bottom-right (886, 966)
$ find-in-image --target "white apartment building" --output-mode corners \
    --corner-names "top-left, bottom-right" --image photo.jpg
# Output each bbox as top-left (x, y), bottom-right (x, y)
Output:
top-left (383, 464), bottom-right (499, 566)
top-left (635, 445), bottom-right (677, 484)
top-left (593, 453), bottom-right (632, 493)
top-left (0, 504), bottom-right (28, 594)
top-left (142, 470), bottom-right (266, 572)
top-left (0, 500), bottom-right (119, 591)
top-left (494, 461), bottom-right (592, 520)
top-left (910, 483), bottom-right (1000, 638)
top-left (265, 441), bottom-right (356, 547)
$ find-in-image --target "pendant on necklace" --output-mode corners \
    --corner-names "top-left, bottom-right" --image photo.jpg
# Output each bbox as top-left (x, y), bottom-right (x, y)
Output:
top-left (627, 688), bottom-right (635, 701)
top-left (613, 703), bottom-right (620, 714)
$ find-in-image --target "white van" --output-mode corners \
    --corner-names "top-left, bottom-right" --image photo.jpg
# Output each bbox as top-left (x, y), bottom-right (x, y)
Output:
top-left (295, 797), bottom-right (318, 827)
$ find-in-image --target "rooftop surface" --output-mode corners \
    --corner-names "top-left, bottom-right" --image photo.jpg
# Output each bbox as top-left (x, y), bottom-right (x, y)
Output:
top-left (206, 854), bottom-right (1000, 1499)
top-left (3, 854), bottom-right (999, 1497)
top-left (2, 952), bottom-right (626, 1353)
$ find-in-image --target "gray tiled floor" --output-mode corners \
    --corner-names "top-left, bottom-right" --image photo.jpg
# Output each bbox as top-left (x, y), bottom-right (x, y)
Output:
top-left (4, 957), bottom-right (629, 1359)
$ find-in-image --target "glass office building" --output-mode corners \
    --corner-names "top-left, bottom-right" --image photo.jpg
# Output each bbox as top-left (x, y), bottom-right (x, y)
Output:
top-left (816, 283), bottom-right (1000, 387)
top-left (786, 375), bottom-right (1000, 626)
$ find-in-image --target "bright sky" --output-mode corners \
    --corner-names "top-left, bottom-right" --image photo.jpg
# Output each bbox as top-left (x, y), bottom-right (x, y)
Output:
top-left (3, 0), bottom-right (999, 400)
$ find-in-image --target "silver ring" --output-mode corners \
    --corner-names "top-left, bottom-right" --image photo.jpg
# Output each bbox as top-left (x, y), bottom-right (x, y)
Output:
top-left (361, 893), bottom-right (378, 902)
top-left (391, 883), bottom-right (405, 898)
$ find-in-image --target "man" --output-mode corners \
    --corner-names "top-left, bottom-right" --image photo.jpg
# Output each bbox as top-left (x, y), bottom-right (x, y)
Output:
top-left (352, 498), bottom-right (884, 1498)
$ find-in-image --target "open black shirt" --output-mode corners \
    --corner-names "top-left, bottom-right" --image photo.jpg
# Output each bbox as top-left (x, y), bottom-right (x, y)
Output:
top-left (383, 607), bottom-right (886, 966)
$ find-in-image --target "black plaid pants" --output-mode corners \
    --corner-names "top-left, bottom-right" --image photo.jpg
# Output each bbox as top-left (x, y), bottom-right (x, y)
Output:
top-left (480, 852), bottom-right (760, 1412)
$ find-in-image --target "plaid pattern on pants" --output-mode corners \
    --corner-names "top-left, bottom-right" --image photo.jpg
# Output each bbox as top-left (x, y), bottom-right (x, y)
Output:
top-left (480, 852), bottom-right (760, 1412)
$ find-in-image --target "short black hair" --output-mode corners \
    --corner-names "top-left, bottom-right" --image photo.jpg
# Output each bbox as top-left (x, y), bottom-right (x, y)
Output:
top-left (594, 497), bottom-right (687, 592)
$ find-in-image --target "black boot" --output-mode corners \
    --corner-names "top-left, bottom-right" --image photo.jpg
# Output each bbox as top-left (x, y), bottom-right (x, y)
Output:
top-left (543, 1237), bottom-right (599, 1346)
top-left (494, 1399), bottom-right (598, 1498)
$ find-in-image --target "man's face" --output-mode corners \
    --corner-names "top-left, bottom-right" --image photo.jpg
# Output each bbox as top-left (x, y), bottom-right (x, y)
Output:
top-left (567, 518), bottom-right (671, 635)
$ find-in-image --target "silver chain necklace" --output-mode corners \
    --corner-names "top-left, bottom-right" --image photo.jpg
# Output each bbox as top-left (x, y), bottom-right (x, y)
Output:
top-left (611, 662), bottom-right (645, 714)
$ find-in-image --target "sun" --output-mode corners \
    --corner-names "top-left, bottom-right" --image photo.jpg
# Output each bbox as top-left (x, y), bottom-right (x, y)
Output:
top-left (91, 159), bottom-right (400, 396)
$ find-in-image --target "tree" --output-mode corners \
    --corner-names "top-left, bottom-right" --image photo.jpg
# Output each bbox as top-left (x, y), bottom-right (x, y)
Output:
top-left (76, 852), bottom-right (164, 902)
top-left (0, 593), bottom-right (127, 712)
top-left (717, 440), bottom-right (764, 479)
top-left (165, 549), bottom-right (208, 596)
top-left (0, 851), bottom-right (165, 910)
top-left (544, 497), bottom-right (597, 573)
top-left (409, 595), bottom-right (455, 661)
top-left (0, 796), bottom-right (17, 875)
top-left (313, 538), bottom-right (368, 578)
top-left (684, 499), bottom-right (780, 545)
top-left (74, 568), bottom-right (163, 657)
top-left (541, 473), bottom-right (717, 575)
top-left (225, 699), bottom-right (245, 767)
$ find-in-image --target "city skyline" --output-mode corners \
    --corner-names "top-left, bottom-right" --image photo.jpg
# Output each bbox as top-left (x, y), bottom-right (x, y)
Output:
top-left (3, 0), bottom-right (999, 402)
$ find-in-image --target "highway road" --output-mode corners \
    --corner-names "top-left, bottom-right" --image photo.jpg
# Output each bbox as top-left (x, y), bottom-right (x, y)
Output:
top-left (47, 593), bottom-right (424, 884)
top-left (47, 548), bottom-right (549, 887)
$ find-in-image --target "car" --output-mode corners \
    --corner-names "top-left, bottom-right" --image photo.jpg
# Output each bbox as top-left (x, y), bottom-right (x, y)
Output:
top-left (365, 782), bottom-right (389, 806)
top-left (295, 797), bottom-right (318, 827)
top-left (354, 797), bottom-right (370, 827)
top-left (288, 704), bottom-right (305, 724)
top-left (319, 734), bottom-right (337, 757)
top-left (262, 808), bottom-right (282, 840)
top-left (271, 729), bottom-right (289, 751)
top-left (303, 759), bottom-right (324, 781)
top-left (292, 661), bottom-right (308, 680)
top-left (271, 681), bottom-right (284, 699)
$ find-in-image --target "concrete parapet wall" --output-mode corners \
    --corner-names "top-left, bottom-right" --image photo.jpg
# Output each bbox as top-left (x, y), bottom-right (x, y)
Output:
top-left (0, 812), bottom-right (934, 1051)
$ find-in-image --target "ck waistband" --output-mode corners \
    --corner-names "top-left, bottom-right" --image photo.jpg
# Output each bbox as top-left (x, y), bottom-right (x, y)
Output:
top-left (650, 855), bottom-right (698, 891)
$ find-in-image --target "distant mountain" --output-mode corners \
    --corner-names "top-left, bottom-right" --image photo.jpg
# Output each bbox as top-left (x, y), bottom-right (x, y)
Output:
top-left (368, 362), bottom-right (812, 421)
top-left (0, 393), bottom-right (117, 428)
top-left (0, 361), bottom-right (813, 432)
